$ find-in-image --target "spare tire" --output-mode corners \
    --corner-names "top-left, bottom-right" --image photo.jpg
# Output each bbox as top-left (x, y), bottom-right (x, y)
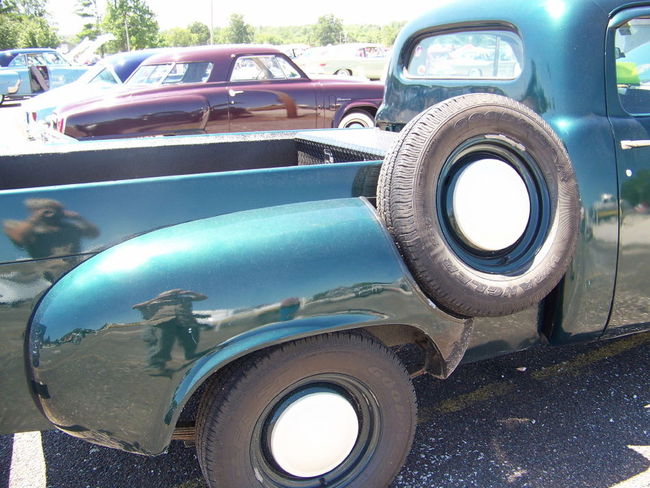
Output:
top-left (377, 94), bottom-right (580, 317)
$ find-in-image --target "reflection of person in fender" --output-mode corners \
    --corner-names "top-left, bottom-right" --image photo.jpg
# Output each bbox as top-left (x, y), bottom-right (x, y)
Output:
top-left (3, 198), bottom-right (99, 259)
top-left (3, 198), bottom-right (100, 282)
top-left (134, 289), bottom-right (208, 377)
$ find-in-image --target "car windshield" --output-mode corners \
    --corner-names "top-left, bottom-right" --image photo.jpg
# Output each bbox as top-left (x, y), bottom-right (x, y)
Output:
top-left (127, 62), bottom-right (213, 85)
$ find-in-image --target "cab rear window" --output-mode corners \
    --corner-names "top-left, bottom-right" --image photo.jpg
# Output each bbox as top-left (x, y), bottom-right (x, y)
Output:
top-left (405, 30), bottom-right (523, 80)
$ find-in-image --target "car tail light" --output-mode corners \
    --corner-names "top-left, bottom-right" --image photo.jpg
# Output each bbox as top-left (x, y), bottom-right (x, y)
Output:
top-left (56, 117), bottom-right (66, 133)
top-left (31, 112), bottom-right (37, 121)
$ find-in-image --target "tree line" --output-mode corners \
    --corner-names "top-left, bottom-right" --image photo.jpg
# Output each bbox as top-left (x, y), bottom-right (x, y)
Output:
top-left (0, 0), bottom-right (405, 53)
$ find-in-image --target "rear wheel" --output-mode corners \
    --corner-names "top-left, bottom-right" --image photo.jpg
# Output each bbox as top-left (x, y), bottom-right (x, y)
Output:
top-left (196, 332), bottom-right (416, 488)
top-left (335, 69), bottom-right (353, 76)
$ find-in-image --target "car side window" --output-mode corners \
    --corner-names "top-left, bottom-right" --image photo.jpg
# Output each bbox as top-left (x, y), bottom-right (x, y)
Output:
top-left (41, 52), bottom-right (68, 65)
top-left (405, 30), bottom-right (523, 80)
top-left (170, 62), bottom-right (212, 84)
top-left (90, 67), bottom-right (120, 85)
top-left (9, 55), bottom-right (26, 67)
top-left (231, 55), bottom-right (299, 81)
top-left (274, 56), bottom-right (303, 79)
top-left (615, 17), bottom-right (650, 114)
top-left (128, 63), bottom-right (173, 85)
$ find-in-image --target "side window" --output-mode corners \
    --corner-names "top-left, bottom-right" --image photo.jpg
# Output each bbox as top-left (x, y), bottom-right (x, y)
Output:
top-left (41, 52), bottom-right (68, 65)
top-left (615, 17), bottom-right (650, 114)
top-left (231, 56), bottom-right (267, 81)
top-left (27, 54), bottom-right (46, 66)
top-left (274, 56), bottom-right (303, 79)
top-left (405, 30), bottom-right (523, 80)
top-left (90, 68), bottom-right (120, 85)
top-left (162, 62), bottom-right (213, 84)
top-left (9, 55), bottom-right (26, 67)
top-left (127, 64), bottom-right (173, 85)
top-left (231, 55), bottom-right (299, 81)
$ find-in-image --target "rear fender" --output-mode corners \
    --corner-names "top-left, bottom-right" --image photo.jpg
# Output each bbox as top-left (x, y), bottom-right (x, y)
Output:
top-left (28, 198), bottom-right (470, 454)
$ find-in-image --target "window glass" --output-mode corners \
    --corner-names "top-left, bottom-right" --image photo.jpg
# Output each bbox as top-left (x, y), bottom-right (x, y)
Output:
top-left (128, 64), bottom-right (172, 85)
top-left (89, 67), bottom-right (119, 85)
top-left (9, 55), bottom-right (26, 67)
top-left (163, 63), bottom-right (188, 84)
top-left (128, 62), bottom-right (212, 85)
top-left (41, 52), bottom-right (68, 65)
top-left (615, 17), bottom-right (650, 114)
top-left (276, 57), bottom-right (303, 79)
top-left (27, 54), bottom-right (48, 66)
top-left (231, 55), bottom-right (298, 81)
top-left (405, 30), bottom-right (523, 80)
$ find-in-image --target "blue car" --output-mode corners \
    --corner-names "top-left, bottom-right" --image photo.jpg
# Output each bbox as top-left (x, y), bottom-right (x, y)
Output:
top-left (0, 48), bottom-right (88, 105)
top-left (23, 48), bottom-right (166, 139)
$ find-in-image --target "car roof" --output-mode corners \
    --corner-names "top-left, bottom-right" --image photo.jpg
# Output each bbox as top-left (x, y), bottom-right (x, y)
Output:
top-left (0, 48), bottom-right (58, 55)
top-left (0, 48), bottom-right (59, 67)
top-left (141, 45), bottom-right (284, 66)
top-left (104, 48), bottom-right (168, 82)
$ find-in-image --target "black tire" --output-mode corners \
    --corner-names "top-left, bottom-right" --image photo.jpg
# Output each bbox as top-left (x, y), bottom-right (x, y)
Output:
top-left (196, 332), bottom-right (416, 488)
top-left (338, 110), bottom-right (375, 128)
top-left (378, 93), bottom-right (580, 317)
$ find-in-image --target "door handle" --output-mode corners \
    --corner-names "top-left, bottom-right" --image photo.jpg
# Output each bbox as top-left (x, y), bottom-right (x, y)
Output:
top-left (229, 89), bottom-right (244, 97)
top-left (621, 140), bottom-right (650, 150)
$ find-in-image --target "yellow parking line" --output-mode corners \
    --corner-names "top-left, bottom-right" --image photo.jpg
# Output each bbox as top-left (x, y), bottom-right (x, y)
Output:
top-left (531, 333), bottom-right (650, 381)
top-left (432, 382), bottom-right (516, 415)
top-left (170, 478), bottom-right (207, 488)
top-left (418, 332), bottom-right (649, 423)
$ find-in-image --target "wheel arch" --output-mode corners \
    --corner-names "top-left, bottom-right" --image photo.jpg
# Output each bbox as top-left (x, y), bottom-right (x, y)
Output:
top-left (28, 198), bottom-right (471, 455)
top-left (333, 103), bottom-right (378, 128)
top-left (173, 321), bottom-right (451, 426)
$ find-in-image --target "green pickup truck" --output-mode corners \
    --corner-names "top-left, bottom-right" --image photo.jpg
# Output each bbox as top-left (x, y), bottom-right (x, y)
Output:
top-left (2, 0), bottom-right (650, 487)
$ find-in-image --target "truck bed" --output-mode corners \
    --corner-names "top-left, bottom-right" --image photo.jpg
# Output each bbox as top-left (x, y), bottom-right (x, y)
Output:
top-left (0, 128), bottom-right (397, 433)
top-left (0, 129), bottom-right (397, 190)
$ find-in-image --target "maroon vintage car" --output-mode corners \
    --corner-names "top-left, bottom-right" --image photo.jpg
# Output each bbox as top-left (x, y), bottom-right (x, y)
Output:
top-left (51, 45), bottom-right (384, 140)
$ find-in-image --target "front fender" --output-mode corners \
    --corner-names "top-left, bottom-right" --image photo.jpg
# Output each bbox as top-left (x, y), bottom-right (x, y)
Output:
top-left (29, 198), bottom-right (469, 454)
top-left (0, 70), bottom-right (20, 96)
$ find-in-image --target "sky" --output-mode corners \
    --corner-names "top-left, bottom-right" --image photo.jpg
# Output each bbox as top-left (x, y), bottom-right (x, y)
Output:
top-left (47, 0), bottom-right (433, 37)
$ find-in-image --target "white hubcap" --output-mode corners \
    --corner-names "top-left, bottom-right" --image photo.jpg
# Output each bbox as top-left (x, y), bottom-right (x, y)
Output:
top-left (452, 158), bottom-right (531, 251)
top-left (269, 391), bottom-right (360, 478)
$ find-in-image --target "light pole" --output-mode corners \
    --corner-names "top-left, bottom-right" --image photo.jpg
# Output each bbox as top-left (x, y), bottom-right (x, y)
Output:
top-left (210, 0), bottom-right (214, 44)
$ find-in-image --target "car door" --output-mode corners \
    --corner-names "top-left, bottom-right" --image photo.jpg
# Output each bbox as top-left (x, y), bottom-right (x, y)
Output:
top-left (605, 7), bottom-right (650, 334)
top-left (227, 54), bottom-right (317, 133)
top-left (7, 54), bottom-right (32, 96)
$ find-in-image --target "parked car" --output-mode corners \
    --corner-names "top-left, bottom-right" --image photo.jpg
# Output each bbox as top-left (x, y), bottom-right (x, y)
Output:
top-left (50, 45), bottom-right (384, 140)
top-left (0, 48), bottom-right (87, 105)
top-left (295, 43), bottom-right (389, 80)
top-left (278, 44), bottom-right (310, 59)
top-left (23, 49), bottom-right (166, 140)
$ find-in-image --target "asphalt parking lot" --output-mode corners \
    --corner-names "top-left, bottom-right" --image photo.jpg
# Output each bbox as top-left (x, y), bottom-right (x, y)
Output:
top-left (0, 103), bottom-right (648, 488)
top-left (0, 332), bottom-right (648, 488)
